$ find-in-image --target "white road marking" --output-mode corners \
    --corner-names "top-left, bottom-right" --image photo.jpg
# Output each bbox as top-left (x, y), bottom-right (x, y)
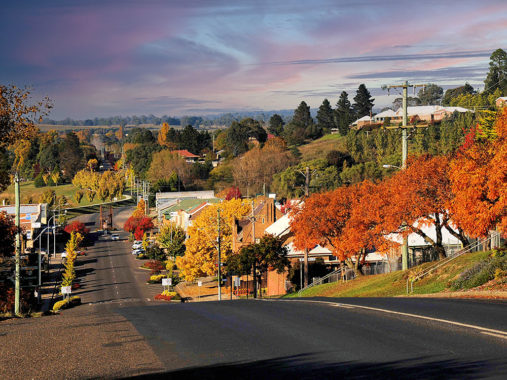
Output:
top-left (481, 332), bottom-right (507, 340)
top-left (260, 299), bottom-right (507, 337)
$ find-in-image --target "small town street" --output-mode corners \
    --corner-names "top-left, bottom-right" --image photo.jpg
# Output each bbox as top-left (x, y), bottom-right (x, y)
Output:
top-left (0, 208), bottom-right (506, 379)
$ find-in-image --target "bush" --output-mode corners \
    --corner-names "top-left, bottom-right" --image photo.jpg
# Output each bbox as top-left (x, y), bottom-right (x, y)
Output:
top-left (143, 260), bottom-right (164, 274)
top-left (452, 254), bottom-right (507, 290)
top-left (52, 299), bottom-right (69, 312)
top-left (147, 274), bottom-right (164, 284)
top-left (34, 173), bottom-right (46, 188)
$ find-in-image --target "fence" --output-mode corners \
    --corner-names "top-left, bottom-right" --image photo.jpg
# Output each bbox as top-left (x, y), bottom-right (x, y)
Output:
top-left (297, 267), bottom-right (356, 296)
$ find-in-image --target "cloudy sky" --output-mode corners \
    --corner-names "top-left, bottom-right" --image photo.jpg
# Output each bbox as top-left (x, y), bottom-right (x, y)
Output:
top-left (2, 0), bottom-right (506, 119)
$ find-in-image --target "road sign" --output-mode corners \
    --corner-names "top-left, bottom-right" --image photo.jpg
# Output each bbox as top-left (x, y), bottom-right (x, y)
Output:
top-left (197, 281), bottom-right (202, 287)
top-left (162, 278), bottom-right (172, 286)
top-left (299, 258), bottom-right (316, 262)
top-left (234, 277), bottom-right (241, 287)
top-left (61, 286), bottom-right (72, 294)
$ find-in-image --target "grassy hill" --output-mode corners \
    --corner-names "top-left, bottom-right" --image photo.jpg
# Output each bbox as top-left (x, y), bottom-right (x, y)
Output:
top-left (298, 134), bottom-right (347, 162)
top-left (286, 250), bottom-right (506, 298)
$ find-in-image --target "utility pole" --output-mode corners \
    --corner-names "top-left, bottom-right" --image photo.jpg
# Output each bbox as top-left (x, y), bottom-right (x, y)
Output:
top-left (384, 80), bottom-right (425, 270)
top-left (217, 209), bottom-right (222, 301)
top-left (14, 173), bottom-right (21, 316)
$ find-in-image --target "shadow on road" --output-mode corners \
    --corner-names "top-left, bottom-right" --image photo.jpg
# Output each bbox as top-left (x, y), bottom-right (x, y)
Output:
top-left (125, 354), bottom-right (506, 379)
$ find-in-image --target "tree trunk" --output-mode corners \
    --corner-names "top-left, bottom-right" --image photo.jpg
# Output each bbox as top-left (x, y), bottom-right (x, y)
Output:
top-left (354, 250), bottom-right (365, 277)
top-left (435, 244), bottom-right (446, 260)
top-left (252, 263), bottom-right (257, 299)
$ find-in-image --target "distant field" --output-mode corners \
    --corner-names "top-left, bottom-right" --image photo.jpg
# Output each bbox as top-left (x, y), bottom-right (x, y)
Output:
top-left (1, 181), bottom-right (104, 207)
top-left (299, 133), bottom-right (346, 161)
top-left (37, 124), bottom-right (160, 132)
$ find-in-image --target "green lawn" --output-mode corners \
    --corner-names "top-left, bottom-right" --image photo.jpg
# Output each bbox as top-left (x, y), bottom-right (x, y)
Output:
top-left (286, 250), bottom-right (492, 298)
top-left (0, 180), bottom-right (130, 208)
top-left (299, 133), bottom-right (346, 161)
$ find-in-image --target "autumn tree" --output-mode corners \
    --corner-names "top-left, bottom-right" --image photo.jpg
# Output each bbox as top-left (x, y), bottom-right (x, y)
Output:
top-left (381, 154), bottom-right (469, 259)
top-left (157, 122), bottom-right (174, 148)
top-left (0, 212), bottom-right (15, 258)
top-left (147, 150), bottom-right (190, 185)
top-left (225, 186), bottom-right (242, 200)
top-left (448, 108), bottom-right (507, 237)
top-left (176, 199), bottom-right (251, 281)
top-left (64, 221), bottom-right (90, 235)
top-left (232, 137), bottom-right (295, 195)
top-left (124, 215), bottom-right (154, 240)
top-left (156, 221), bottom-right (186, 259)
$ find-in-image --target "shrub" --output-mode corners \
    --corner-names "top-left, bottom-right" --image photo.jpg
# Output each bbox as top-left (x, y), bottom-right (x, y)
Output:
top-left (148, 274), bottom-right (164, 283)
top-left (34, 173), bottom-right (46, 188)
top-left (52, 299), bottom-right (69, 312)
top-left (143, 260), bottom-right (164, 274)
top-left (452, 255), bottom-right (507, 290)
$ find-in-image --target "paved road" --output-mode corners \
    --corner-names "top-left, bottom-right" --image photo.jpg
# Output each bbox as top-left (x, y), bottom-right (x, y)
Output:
top-left (116, 298), bottom-right (507, 379)
top-left (2, 207), bottom-right (506, 379)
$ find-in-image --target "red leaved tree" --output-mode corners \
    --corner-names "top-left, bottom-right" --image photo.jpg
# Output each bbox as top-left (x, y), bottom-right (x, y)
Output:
top-left (64, 221), bottom-right (90, 235)
top-left (225, 186), bottom-right (242, 200)
top-left (124, 215), bottom-right (154, 240)
top-left (0, 212), bottom-right (16, 258)
top-left (449, 108), bottom-right (507, 237)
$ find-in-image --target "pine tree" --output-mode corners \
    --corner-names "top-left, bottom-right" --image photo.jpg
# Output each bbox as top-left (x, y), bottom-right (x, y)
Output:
top-left (316, 99), bottom-right (334, 133)
top-left (292, 101), bottom-right (313, 129)
top-left (353, 84), bottom-right (374, 119)
top-left (484, 48), bottom-right (507, 95)
top-left (268, 114), bottom-right (284, 136)
top-left (335, 91), bottom-right (353, 135)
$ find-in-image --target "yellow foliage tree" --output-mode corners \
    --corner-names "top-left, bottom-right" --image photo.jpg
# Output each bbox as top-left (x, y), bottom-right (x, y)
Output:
top-left (176, 199), bottom-right (251, 281)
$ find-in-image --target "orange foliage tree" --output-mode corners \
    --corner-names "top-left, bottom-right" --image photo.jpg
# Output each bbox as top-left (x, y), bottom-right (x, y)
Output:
top-left (448, 108), bottom-right (507, 237)
top-left (290, 184), bottom-right (383, 275)
top-left (381, 154), bottom-right (469, 259)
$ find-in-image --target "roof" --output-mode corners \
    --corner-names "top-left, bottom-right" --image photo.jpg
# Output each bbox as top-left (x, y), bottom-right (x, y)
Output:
top-left (374, 109), bottom-right (397, 119)
top-left (351, 115), bottom-right (372, 125)
top-left (393, 105), bottom-right (472, 117)
top-left (171, 149), bottom-right (199, 158)
top-left (386, 217), bottom-right (462, 247)
top-left (497, 97), bottom-right (507, 101)
top-left (161, 198), bottom-right (220, 217)
top-left (264, 214), bottom-right (291, 237)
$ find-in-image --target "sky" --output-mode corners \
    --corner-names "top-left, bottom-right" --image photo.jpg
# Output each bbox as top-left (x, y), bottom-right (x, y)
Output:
top-left (1, 0), bottom-right (507, 119)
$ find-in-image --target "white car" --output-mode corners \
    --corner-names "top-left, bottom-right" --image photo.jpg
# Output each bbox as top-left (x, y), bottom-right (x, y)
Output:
top-left (111, 234), bottom-right (120, 241)
top-left (132, 248), bottom-right (145, 255)
top-left (132, 242), bottom-right (143, 250)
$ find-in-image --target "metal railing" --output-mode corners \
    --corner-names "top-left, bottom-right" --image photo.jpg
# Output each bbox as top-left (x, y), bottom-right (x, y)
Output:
top-left (407, 231), bottom-right (501, 294)
top-left (297, 267), bottom-right (346, 296)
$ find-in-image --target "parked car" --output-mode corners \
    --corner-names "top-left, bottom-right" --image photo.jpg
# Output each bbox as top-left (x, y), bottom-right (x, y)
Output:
top-left (132, 242), bottom-right (143, 249)
top-left (132, 248), bottom-right (145, 256)
top-left (111, 234), bottom-right (120, 241)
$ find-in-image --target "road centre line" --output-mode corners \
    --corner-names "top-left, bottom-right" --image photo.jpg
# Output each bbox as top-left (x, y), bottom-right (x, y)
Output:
top-left (260, 299), bottom-right (507, 337)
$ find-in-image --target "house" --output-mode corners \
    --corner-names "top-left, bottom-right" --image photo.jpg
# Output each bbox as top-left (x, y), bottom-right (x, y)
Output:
top-left (353, 106), bottom-right (473, 129)
top-left (158, 197), bottom-right (220, 231)
top-left (496, 97), bottom-right (507, 108)
top-left (171, 149), bottom-right (200, 163)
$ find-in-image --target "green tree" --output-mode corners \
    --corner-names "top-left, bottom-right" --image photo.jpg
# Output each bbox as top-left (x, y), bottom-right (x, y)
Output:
top-left (226, 235), bottom-right (289, 298)
top-left (442, 83), bottom-right (475, 105)
top-left (484, 48), bottom-right (507, 95)
top-left (418, 84), bottom-right (443, 105)
top-left (316, 98), bottom-right (334, 134)
top-left (157, 222), bottom-right (186, 259)
top-left (334, 91), bottom-right (353, 135)
top-left (268, 114), bottom-right (284, 136)
top-left (353, 84), bottom-right (374, 118)
top-left (391, 96), bottom-right (421, 109)
top-left (59, 132), bottom-right (84, 181)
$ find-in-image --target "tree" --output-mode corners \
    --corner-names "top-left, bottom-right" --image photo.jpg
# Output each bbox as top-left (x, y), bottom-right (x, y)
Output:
top-left (0, 212), bottom-right (15, 258)
top-left (147, 150), bottom-right (190, 185)
top-left (232, 139), bottom-right (295, 195)
top-left (353, 84), bottom-right (374, 118)
top-left (418, 84), bottom-right (443, 105)
top-left (316, 99), bottom-right (334, 134)
top-left (442, 84), bottom-right (475, 106)
top-left (227, 235), bottom-right (289, 298)
top-left (268, 114), bottom-right (284, 136)
top-left (484, 48), bottom-right (507, 95)
top-left (124, 215), bottom-right (154, 240)
top-left (334, 91), bottom-right (353, 135)
top-left (448, 108), bottom-right (507, 237)
top-left (175, 199), bottom-right (251, 281)
top-left (59, 132), bottom-right (84, 181)
top-left (64, 221), bottom-right (90, 235)
top-left (380, 154), bottom-right (469, 259)
top-left (391, 96), bottom-right (421, 110)
top-left (156, 222), bottom-right (186, 258)
top-left (39, 189), bottom-right (56, 207)
top-left (0, 85), bottom-right (52, 148)
top-left (157, 122), bottom-right (175, 148)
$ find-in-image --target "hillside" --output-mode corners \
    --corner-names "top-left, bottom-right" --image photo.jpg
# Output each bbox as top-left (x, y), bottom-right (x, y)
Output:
top-left (286, 250), bottom-right (507, 298)
top-left (298, 133), bottom-right (347, 162)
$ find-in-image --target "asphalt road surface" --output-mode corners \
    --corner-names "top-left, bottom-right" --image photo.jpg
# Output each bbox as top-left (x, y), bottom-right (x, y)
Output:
top-left (2, 208), bottom-right (506, 379)
top-left (118, 297), bottom-right (507, 379)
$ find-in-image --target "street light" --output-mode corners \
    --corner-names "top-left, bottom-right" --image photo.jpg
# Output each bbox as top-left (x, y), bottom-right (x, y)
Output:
top-left (382, 164), bottom-right (401, 169)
